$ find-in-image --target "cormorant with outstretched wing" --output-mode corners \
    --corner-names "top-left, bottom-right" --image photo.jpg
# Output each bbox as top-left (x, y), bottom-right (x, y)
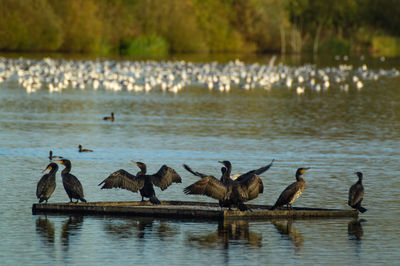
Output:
top-left (183, 160), bottom-right (272, 211)
top-left (99, 161), bottom-right (182, 204)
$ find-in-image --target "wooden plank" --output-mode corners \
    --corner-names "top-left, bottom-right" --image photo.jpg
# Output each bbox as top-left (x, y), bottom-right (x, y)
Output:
top-left (32, 201), bottom-right (358, 220)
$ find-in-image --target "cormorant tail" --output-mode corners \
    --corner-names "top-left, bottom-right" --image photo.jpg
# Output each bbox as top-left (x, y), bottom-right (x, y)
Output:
top-left (80, 198), bottom-right (87, 203)
top-left (39, 198), bottom-right (45, 203)
top-left (358, 206), bottom-right (367, 213)
top-left (150, 196), bottom-right (161, 205)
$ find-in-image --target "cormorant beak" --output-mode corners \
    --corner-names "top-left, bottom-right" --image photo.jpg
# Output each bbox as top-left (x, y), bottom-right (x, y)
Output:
top-left (302, 167), bottom-right (311, 174)
top-left (54, 159), bottom-right (63, 165)
top-left (41, 166), bottom-right (50, 173)
top-left (131, 160), bottom-right (137, 165)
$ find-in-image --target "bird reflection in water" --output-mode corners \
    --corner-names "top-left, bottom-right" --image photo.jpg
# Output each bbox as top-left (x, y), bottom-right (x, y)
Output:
top-left (348, 218), bottom-right (366, 241)
top-left (36, 216), bottom-right (55, 246)
top-left (103, 217), bottom-right (177, 240)
top-left (61, 215), bottom-right (84, 248)
top-left (271, 219), bottom-right (304, 252)
top-left (187, 220), bottom-right (262, 249)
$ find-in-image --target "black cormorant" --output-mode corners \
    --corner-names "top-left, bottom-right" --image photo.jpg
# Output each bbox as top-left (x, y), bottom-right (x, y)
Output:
top-left (78, 145), bottom-right (93, 152)
top-left (55, 159), bottom-right (87, 203)
top-left (36, 162), bottom-right (58, 203)
top-left (183, 160), bottom-right (269, 211)
top-left (348, 172), bottom-right (367, 213)
top-left (99, 161), bottom-right (182, 204)
top-left (103, 112), bottom-right (114, 121)
top-left (271, 167), bottom-right (310, 210)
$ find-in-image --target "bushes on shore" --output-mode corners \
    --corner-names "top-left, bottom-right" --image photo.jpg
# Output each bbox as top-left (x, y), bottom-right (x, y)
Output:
top-left (0, 0), bottom-right (399, 56)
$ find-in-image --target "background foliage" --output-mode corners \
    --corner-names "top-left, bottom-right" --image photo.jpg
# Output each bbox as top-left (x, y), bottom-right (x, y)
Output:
top-left (0, 0), bottom-right (399, 56)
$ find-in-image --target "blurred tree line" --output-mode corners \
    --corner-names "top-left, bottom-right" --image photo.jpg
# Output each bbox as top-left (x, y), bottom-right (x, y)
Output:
top-left (0, 0), bottom-right (399, 56)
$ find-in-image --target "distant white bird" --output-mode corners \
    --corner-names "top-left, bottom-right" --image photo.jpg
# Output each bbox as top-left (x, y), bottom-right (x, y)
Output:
top-left (296, 86), bottom-right (305, 95)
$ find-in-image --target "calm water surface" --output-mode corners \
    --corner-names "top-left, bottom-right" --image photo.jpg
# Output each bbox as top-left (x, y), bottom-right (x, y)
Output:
top-left (1, 56), bottom-right (400, 265)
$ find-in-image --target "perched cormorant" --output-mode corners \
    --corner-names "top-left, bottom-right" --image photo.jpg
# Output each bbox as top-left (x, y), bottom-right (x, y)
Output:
top-left (49, 150), bottom-right (62, 160)
top-left (55, 159), bottom-right (87, 203)
top-left (183, 160), bottom-right (269, 211)
top-left (103, 112), bottom-right (114, 121)
top-left (271, 167), bottom-right (310, 210)
top-left (36, 162), bottom-right (58, 203)
top-left (78, 145), bottom-right (93, 152)
top-left (99, 161), bottom-right (182, 204)
top-left (348, 172), bottom-right (367, 213)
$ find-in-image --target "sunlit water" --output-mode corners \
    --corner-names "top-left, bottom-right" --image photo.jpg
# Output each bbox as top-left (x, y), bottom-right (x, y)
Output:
top-left (1, 55), bottom-right (400, 265)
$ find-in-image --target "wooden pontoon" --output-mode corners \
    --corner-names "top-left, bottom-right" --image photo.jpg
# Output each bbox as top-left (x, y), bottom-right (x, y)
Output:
top-left (32, 201), bottom-right (358, 220)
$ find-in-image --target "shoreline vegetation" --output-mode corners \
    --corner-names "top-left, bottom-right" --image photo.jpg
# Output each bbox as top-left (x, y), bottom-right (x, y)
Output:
top-left (1, 0), bottom-right (400, 57)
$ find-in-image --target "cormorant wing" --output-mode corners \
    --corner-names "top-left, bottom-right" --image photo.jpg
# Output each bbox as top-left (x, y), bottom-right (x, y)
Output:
top-left (348, 183), bottom-right (364, 206)
top-left (236, 174), bottom-right (264, 201)
top-left (235, 159), bottom-right (274, 182)
top-left (150, 165), bottom-right (182, 191)
top-left (183, 164), bottom-right (208, 178)
top-left (63, 174), bottom-right (85, 198)
top-left (98, 169), bottom-right (144, 192)
top-left (36, 174), bottom-right (50, 198)
top-left (183, 176), bottom-right (227, 201)
top-left (274, 182), bottom-right (299, 207)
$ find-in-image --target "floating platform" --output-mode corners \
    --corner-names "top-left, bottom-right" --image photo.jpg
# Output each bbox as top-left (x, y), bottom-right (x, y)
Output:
top-left (32, 201), bottom-right (358, 220)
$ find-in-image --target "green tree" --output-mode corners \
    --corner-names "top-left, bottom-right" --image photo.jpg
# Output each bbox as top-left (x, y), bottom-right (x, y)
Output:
top-left (0, 0), bottom-right (62, 51)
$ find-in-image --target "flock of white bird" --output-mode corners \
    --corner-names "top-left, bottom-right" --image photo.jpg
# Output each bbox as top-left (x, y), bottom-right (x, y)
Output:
top-left (0, 56), bottom-right (398, 95)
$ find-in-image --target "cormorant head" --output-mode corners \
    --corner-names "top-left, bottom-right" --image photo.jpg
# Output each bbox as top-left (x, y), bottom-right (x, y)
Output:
top-left (111, 112), bottom-right (114, 117)
top-left (218, 160), bottom-right (232, 169)
top-left (42, 162), bottom-right (58, 173)
top-left (132, 161), bottom-right (147, 173)
top-left (354, 172), bottom-right (363, 179)
top-left (296, 167), bottom-right (310, 176)
top-left (54, 159), bottom-right (71, 167)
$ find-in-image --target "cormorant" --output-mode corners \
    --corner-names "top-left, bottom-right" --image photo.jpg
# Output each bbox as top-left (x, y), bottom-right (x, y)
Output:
top-left (348, 172), bottom-right (367, 213)
top-left (99, 161), bottom-right (182, 204)
top-left (49, 150), bottom-right (62, 160)
top-left (183, 160), bottom-right (269, 211)
top-left (55, 159), bottom-right (87, 203)
top-left (36, 162), bottom-right (58, 203)
top-left (103, 112), bottom-right (114, 121)
top-left (271, 167), bottom-right (310, 210)
top-left (78, 145), bottom-right (93, 152)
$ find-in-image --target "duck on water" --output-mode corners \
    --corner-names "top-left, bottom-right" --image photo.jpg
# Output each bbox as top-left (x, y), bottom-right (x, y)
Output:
top-left (54, 159), bottom-right (87, 203)
top-left (78, 145), bottom-right (93, 152)
top-left (48, 150), bottom-right (62, 160)
top-left (103, 112), bottom-right (114, 121)
top-left (98, 161), bottom-right (182, 204)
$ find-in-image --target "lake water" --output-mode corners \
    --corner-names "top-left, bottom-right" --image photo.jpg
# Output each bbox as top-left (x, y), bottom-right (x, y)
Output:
top-left (0, 54), bottom-right (400, 265)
